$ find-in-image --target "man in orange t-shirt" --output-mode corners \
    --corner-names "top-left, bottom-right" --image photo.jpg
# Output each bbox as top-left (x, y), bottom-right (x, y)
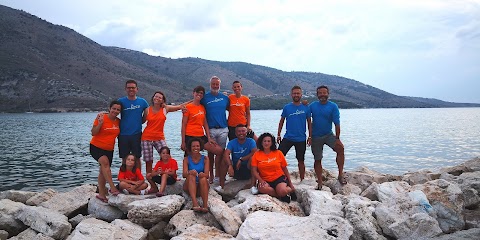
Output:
top-left (228, 80), bottom-right (256, 141)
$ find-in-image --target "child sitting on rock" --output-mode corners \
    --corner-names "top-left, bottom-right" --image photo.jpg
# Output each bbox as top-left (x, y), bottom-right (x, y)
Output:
top-left (146, 146), bottom-right (178, 197)
top-left (118, 154), bottom-right (148, 195)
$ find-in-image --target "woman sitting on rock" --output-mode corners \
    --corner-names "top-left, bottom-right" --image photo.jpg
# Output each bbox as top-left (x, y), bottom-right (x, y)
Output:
top-left (182, 138), bottom-right (210, 213)
top-left (251, 132), bottom-right (297, 203)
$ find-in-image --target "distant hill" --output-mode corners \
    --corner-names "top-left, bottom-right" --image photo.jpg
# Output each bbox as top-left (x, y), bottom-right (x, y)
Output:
top-left (1, 5), bottom-right (478, 112)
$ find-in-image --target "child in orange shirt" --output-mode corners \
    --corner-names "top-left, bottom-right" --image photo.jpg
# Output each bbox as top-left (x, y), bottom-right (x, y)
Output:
top-left (146, 147), bottom-right (178, 197)
top-left (118, 154), bottom-right (148, 195)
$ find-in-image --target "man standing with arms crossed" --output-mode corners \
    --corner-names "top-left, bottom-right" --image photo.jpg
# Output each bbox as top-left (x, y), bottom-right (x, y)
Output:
top-left (200, 76), bottom-right (229, 184)
top-left (277, 86), bottom-right (312, 182)
top-left (118, 80), bottom-right (149, 170)
top-left (309, 85), bottom-right (346, 189)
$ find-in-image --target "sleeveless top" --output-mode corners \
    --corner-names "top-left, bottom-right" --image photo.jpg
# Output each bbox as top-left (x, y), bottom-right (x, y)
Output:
top-left (141, 106), bottom-right (167, 141)
top-left (187, 155), bottom-right (205, 173)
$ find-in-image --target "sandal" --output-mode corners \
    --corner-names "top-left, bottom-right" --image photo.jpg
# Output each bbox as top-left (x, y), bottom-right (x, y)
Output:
top-left (95, 194), bottom-right (108, 203)
top-left (200, 207), bottom-right (209, 213)
top-left (192, 206), bottom-right (202, 212)
top-left (315, 183), bottom-right (323, 190)
top-left (156, 192), bottom-right (165, 197)
top-left (338, 175), bottom-right (347, 185)
top-left (109, 189), bottom-right (120, 196)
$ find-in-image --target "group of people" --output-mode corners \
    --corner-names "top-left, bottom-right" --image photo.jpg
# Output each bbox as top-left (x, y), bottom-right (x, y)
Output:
top-left (89, 76), bottom-right (346, 210)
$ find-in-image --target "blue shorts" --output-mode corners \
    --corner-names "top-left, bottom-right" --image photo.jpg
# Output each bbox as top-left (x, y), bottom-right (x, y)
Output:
top-left (118, 133), bottom-right (142, 159)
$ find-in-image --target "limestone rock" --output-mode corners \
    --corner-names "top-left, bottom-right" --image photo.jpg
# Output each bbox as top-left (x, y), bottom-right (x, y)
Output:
top-left (171, 224), bottom-right (234, 240)
top-left (345, 167), bottom-right (388, 191)
top-left (0, 190), bottom-right (36, 204)
top-left (40, 184), bottom-right (97, 217)
top-left (298, 188), bottom-right (343, 217)
top-left (146, 221), bottom-right (167, 240)
top-left (7, 228), bottom-right (54, 240)
top-left (164, 210), bottom-right (222, 237)
top-left (412, 179), bottom-right (465, 233)
top-left (67, 218), bottom-right (147, 240)
top-left (360, 182), bottom-right (378, 201)
top-left (214, 179), bottom-right (249, 202)
top-left (14, 205), bottom-right (71, 240)
top-left (237, 211), bottom-right (353, 240)
top-left (327, 179), bottom-right (362, 196)
top-left (127, 195), bottom-right (185, 226)
top-left (68, 214), bottom-right (94, 228)
top-left (462, 187), bottom-right (480, 209)
top-left (0, 199), bottom-right (27, 237)
top-left (464, 208), bottom-right (480, 229)
top-left (207, 196), bottom-right (242, 236)
top-left (440, 157), bottom-right (480, 175)
top-left (456, 171), bottom-right (480, 193)
top-left (390, 213), bottom-right (443, 240)
top-left (163, 181), bottom-right (186, 196)
top-left (344, 195), bottom-right (385, 240)
top-left (25, 189), bottom-right (56, 206)
top-left (231, 194), bottom-right (304, 221)
top-left (87, 195), bottom-right (125, 222)
top-left (376, 181), bottom-right (411, 202)
top-left (427, 228), bottom-right (480, 240)
top-left (0, 230), bottom-right (8, 240)
top-left (402, 170), bottom-right (439, 185)
top-left (108, 193), bottom-right (156, 213)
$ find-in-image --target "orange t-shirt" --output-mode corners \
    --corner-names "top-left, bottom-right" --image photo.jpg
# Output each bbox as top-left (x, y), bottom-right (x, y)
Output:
top-left (90, 114), bottom-right (120, 151)
top-left (141, 106), bottom-right (167, 141)
top-left (228, 95), bottom-right (250, 127)
top-left (153, 158), bottom-right (178, 179)
top-left (118, 168), bottom-right (144, 181)
top-left (251, 150), bottom-right (287, 182)
top-left (183, 103), bottom-right (206, 137)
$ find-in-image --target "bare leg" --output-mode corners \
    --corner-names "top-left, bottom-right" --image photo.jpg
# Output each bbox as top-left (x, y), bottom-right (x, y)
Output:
top-left (134, 182), bottom-right (148, 190)
top-left (298, 160), bottom-right (305, 181)
top-left (97, 170), bottom-right (107, 199)
top-left (258, 184), bottom-right (278, 197)
top-left (159, 174), bottom-right (169, 193)
top-left (199, 175), bottom-right (209, 209)
top-left (208, 151), bottom-right (215, 183)
top-left (146, 161), bottom-right (153, 175)
top-left (334, 141), bottom-right (345, 177)
top-left (275, 182), bottom-right (292, 197)
top-left (187, 175), bottom-right (200, 207)
top-left (314, 160), bottom-right (323, 187)
top-left (98, 156), bottom-right (118, 193)
top-left (146, 173), bottom-right (159, 192)
top-left (218, 159), bottom-right (227, 188)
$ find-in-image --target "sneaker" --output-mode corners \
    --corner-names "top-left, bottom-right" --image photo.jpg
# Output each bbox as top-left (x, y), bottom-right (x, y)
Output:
top-left (250, 186), bottom-right (259, 195)
top-left (213, 177), bottom-right (220, 184)
top-left (214, 185), bottom-right (224, 193)
top-left (290, 191), bottom-right (297, 201)
top-left (140, 189), bottom-right (146, 195)
top-left (279, 195), bottom-right (291, 203)
top-left (122, 189), bottom-right (130, 195)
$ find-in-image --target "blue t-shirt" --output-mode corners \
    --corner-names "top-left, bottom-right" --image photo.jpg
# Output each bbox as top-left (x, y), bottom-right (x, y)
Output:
top-left (118, 96), bottom-right (149, 136)
top-left (309, 101), bottom-right (340, 137)
top-left (226, 138), bottom-right (256, 166)
top-left (200, 91), bottom-right (229, 128)
top-left (281, 103), bottom-right (311, 142)
top-left (188, 155), bottom-right (205, 182)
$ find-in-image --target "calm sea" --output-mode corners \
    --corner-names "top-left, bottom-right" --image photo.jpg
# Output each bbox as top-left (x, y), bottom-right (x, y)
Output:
top-left (1, 108), bottom-right (479, 192)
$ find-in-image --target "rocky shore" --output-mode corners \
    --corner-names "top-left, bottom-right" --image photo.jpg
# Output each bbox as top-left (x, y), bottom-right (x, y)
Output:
top-left (1, 157), bottom-right (479, 240)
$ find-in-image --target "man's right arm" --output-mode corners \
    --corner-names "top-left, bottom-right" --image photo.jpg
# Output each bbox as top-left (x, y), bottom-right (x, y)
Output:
top-left (277, 117), bottom-right (285, 144)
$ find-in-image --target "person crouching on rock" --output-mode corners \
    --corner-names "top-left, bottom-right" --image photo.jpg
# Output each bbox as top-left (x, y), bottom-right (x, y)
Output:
top-left (251, 133), bottom-right (297, 203)
top-left (146, 146), bottom-right (178, 197)
top-left (183, 138), bottom-right (210, 213)
top-left (118, 154), bottom-right (148, 195)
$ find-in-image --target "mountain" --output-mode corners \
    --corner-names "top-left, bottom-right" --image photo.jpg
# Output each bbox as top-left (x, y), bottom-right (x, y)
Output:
top-left (1, 5), bottom-right (478, 112)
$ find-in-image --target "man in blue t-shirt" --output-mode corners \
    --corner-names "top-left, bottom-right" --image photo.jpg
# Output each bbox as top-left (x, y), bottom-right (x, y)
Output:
top-left (215, 124), bottom-right (258, 194)
top-left (118, 80), bottom-right (149, 167)
top-left (277, 86), bottom-right (312, 181)
top-left (200, 76), bottom-right (229, 183)
top-left (309, 85), bottom-right (346, 189)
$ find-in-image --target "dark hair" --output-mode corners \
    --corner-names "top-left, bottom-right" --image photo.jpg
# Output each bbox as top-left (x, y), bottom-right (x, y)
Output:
top-left (159, 146), bottom-right (171, 155)
top-left (235, 124), bottom-right (247, 129)
top-left (109, 100), bottom-right (122, 111)
top-left (151, 91), bottom-right (167, 105)
top-left (256, 132), bottom-right (277, 151)
top-left (125, 79), bottom-right (138, 88)
top-left (187, 137), bottom-right (204, 153)
top-left (291, 85), bottom-right (302, 92)
top-left (317, 85), bottom-right (329, 93)
top-left (193, 86), bottom-right (205, 94)
top-left (120, 154), bottom-right (137, 172)
top-left (232, 80), bottom-right (242, 86)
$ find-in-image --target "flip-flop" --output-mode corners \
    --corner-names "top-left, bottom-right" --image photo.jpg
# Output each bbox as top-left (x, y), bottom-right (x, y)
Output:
top-left (96, 194), bottom-right (108, 203)
top-left (109, 189), bottom-right (120, 196)
top-left (200, 207), bottom-right (209, 213)
top-left (338, 175), bottom-right (347, 185)
top-left (192, 206), bottom-right (202, 212)
top-left (156, 192), bottom-right (165, 197)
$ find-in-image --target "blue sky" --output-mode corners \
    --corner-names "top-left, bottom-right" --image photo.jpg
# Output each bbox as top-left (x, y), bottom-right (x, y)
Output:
top-left (2, 0), bottom-right (479, 103)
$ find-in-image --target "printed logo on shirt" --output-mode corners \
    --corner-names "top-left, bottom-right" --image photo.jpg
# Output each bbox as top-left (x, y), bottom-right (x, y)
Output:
top-left (192, 110), bottom-right (205, 118)
top-left (231, 101), bottom-right (244, 107)
top-left (259, 157), bottom-right (276, 164)
top-left (288, 109), bottom-right (306, 117)
top-left (104, 125), bottom-right (119, 131)
top-left (207, 98), bottom-right (225, 105)
top-left (233, 148), bottom-right (247, 155)
top-left (124, 104), bottom-right (142, 111)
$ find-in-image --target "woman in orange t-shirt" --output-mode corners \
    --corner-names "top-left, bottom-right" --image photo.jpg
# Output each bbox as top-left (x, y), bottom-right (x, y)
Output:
top-left (142, 91), bottom-right (190, 174)
top-left (181, 86), bottom-right (222, 156)
top-left (90, 100), bottom-right (122, 202)
top-left (251, 132), bottom-right (296, 203)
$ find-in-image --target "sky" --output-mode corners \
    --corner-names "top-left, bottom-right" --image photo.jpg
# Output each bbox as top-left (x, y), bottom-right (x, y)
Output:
top-left (1, 0), bottom-right (479, 103)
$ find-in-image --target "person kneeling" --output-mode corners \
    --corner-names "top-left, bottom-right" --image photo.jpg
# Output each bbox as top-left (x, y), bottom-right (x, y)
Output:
top-left (118, 154), bottom-right (148, 195)
top-left (146, 146), bottom-right (178, 197)
top-left (251, 133), bottom-right (297, 203)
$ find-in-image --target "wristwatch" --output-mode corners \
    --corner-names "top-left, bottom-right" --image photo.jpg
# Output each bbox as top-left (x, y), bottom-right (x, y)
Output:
top-left (239, 157), bottom-right (243, 162)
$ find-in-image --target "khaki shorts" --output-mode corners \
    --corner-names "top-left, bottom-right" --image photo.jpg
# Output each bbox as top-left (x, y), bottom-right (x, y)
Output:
top-left (209, 127), bottom-right (228, 148)
top-left (311, 133), bottom-right (337, 161)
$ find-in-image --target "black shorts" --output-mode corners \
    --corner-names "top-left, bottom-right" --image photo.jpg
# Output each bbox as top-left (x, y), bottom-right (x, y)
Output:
top-left (228, 126), bottom-right (255, 141)
top-left (151, 175), bottom-right (176, 185)
top-left (118, 133), bottom-right (142, 159)
top-left (278, 138), bottom-right (306, 161)
top-left (90, 144), bottom-right (113, 166)
top-left (267, 175), bottom-right (288, 189)
top-left (234, 163), bottom-right (251, 180)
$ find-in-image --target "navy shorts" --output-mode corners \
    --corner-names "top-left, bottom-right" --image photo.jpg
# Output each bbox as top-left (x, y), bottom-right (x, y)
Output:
top-left (267, 175), bottom-right (288, 189)
top-left (118, 133), bottom-right (142, 159)
top-left (151, 175), bottom-right (176, 185)
top-left (233, 163), bottom-right (251, 180)
top-left (228, 126), bottom-right (255, 141)
top-left (90, 144), bottom-right (113, 166)
top-left (278, 138), bottom-right (306, 161)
